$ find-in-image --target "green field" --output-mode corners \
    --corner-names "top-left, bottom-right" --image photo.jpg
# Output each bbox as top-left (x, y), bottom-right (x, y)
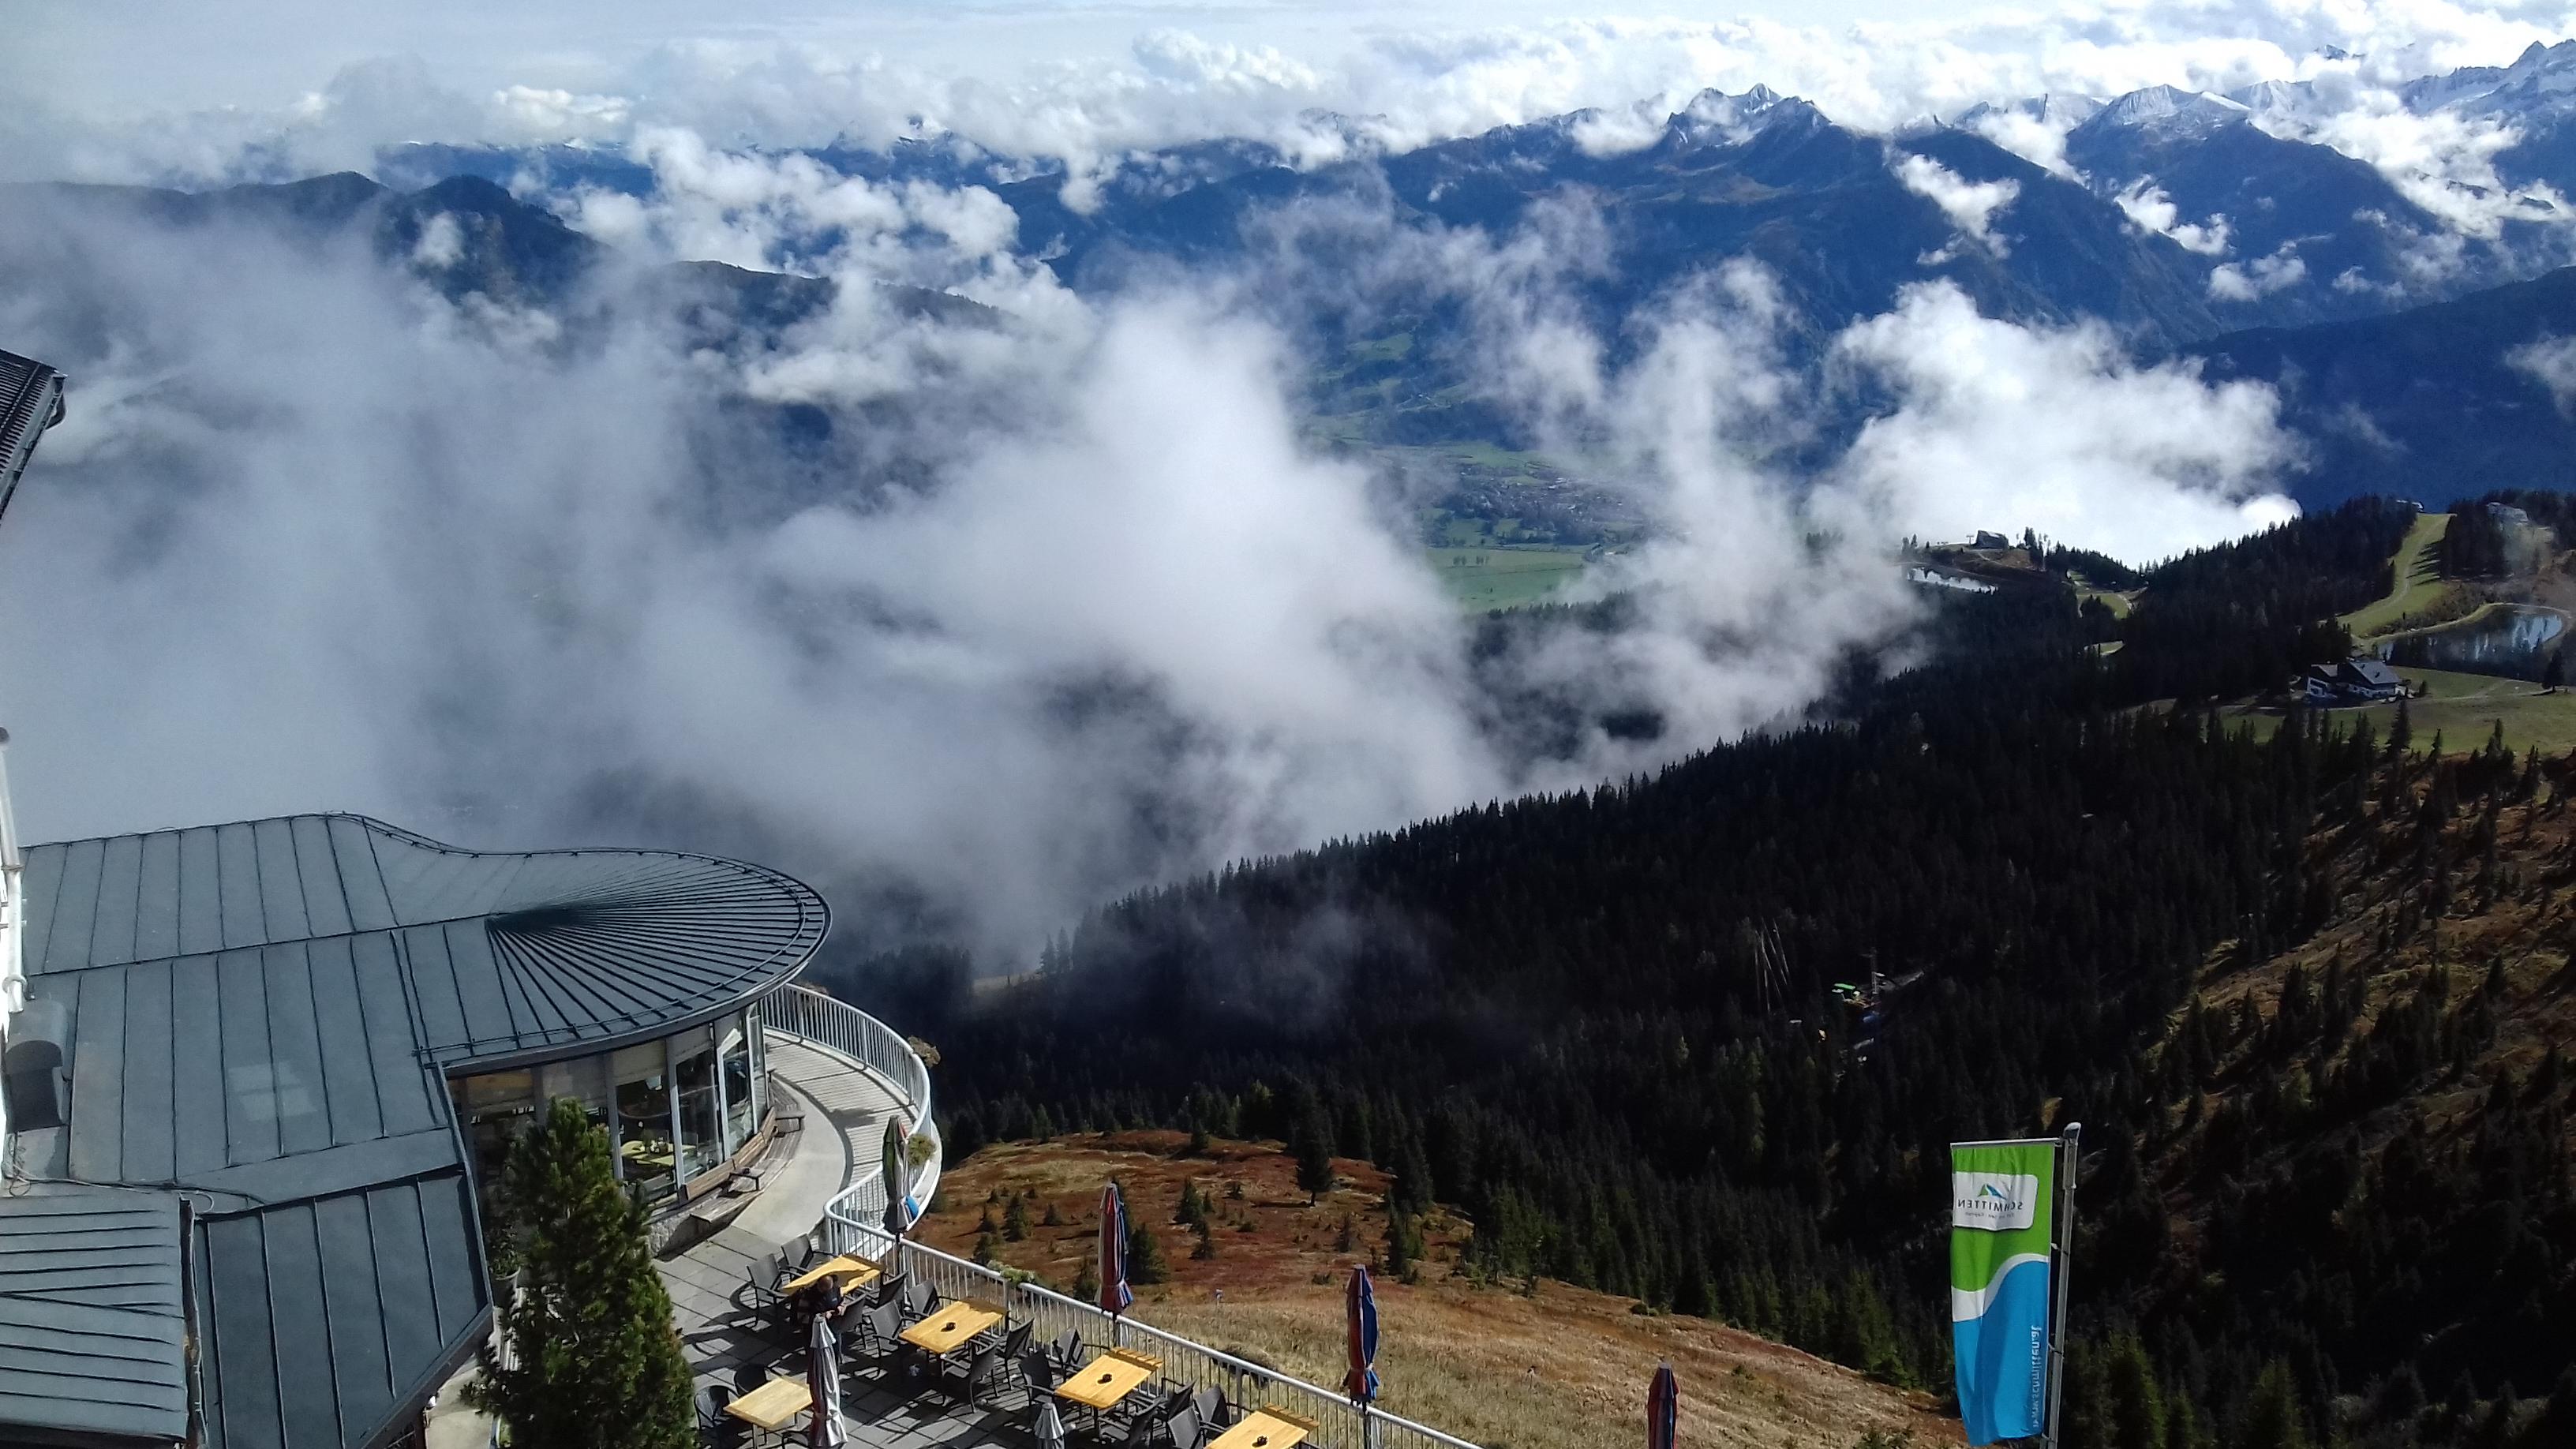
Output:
top-left (2339, 511), bottom-right (2454, 639)
top-left (2228, 667), bottom-right (2576, 757)
top-left (1428, 547), bottom-right (1589, 609)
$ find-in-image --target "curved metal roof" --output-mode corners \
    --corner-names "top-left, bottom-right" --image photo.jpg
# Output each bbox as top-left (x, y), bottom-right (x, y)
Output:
top-left (11, 814), bottom-right (831, 1449)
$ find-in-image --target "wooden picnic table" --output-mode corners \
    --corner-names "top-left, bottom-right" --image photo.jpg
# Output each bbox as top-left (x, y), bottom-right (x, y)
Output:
top-left (724, 1375), bottom-right (813, 1433)
top-left (897, 1301), bottom-right (1005, 1357)
top-left (1207, 1406), bottom-right (1320, 1449)
top-left (1054, 1346), bottom-right (1163, 1410)
top-left (779, 1252), bottom-right (881, 1297)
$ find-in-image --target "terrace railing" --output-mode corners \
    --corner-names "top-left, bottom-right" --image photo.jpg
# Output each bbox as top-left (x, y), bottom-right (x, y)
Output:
top-left (759, 982), bottom-right (944, 1226)
top-left (763, 981), bottom-right (1481, 1447)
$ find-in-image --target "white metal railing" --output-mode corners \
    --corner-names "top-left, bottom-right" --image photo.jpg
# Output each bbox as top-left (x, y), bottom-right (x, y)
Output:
top-left (761, 982), bottom-right (1478, 1447)
top-left (814, 1220), bottom-right (1481, 1449)
top-left (761, 982), bottom-right (944, 1217)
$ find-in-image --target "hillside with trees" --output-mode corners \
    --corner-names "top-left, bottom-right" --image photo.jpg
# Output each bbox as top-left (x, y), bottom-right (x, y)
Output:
top-left (823, 499), bottom-right (2576, 1448)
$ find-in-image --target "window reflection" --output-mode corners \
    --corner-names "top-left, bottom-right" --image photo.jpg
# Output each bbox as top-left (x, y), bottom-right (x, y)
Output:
top-left (721, 1022), bottom-right (755, 1152)
top-left (613, 1041), bottom-right (677, 1204)
top-left (676, 1032), bottom-right (722, 1180)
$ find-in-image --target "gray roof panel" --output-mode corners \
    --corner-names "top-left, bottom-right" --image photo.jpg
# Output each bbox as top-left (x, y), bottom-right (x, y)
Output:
top-left (0, 1194), bottom-right (191, 1446)
top-left (17, 812), bottom-right (828, 1449)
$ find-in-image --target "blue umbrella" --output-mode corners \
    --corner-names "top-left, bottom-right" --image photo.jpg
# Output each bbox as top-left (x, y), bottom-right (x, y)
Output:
top-left (1648, 1361), bottom-right (1679, 1449)
top-left (1099, 1182), bottom-right (1134, 1315)
top-left (1343, 1266), bottom-right (1380, 1404)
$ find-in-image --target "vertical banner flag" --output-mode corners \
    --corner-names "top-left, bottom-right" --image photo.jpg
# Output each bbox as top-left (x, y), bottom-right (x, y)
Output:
top-left (1950, 1138), bottom-right (2057, 1446)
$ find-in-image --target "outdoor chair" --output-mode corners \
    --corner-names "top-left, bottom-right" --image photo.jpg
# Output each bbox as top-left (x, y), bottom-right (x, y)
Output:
top-left (905, 1278), bottom-right (940, 1319)
top-left (1049, 1329), bottom-right (1084, 1374)
top-left (855, 1298), bottom-right (904, 1365)
top-left (1017, 1346), bottom-right (1059, 1396)
top-left (994, 1321), bottom-right (1032, 1372)
top-left (953, 1345), bottom-right (1005, 1407)
top-left (732, 1361), bottom-right (773, 1395)
top-left (695, 1384), bottom-right (739, 1448)
top-left (871, 1271), bottom-right (910, 1311)
top-left (1157, 1402), bottom-right (1205, 1449)
top-left (1191, 1385), bottom-right (1223, 1427)
top-left (743, 1252), bottom-right (787, 1318)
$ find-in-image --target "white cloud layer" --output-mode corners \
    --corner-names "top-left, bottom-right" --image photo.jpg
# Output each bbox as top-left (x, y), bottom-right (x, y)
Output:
top-left (9, 2), bottom-right (2576, 189)
top-left (0, 174), bottom-right (2301, 957)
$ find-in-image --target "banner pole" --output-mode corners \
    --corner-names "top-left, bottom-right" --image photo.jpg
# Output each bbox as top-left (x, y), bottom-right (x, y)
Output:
top-left (2042, 1122), bottom-right (2081, 1449)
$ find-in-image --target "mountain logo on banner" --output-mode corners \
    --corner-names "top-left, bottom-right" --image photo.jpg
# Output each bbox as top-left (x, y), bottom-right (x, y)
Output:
top-left (1952, 1172), bottom-right (2039, 1230)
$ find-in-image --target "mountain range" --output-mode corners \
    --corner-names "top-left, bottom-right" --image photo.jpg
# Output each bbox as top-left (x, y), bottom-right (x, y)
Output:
top-left (39, 43), bottom-right (2576, 515)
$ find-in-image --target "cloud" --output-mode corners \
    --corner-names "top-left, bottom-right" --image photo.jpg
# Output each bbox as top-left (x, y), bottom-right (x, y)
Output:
top-left (1893, 153), bottom-right (2020, 256)
top-left (2207, 242), bottom-right (2309, 299)
top-left (2114, 182), bottom-right (2233, 256)
top-left (2509, 334), bottom-right (2576, 414)
top-left (13, 2), bottom-right (2576, 191)
top-left (0, 152), bottom-right (2305, 961)
top-left (1825, 283), bottom-right (2301, 561)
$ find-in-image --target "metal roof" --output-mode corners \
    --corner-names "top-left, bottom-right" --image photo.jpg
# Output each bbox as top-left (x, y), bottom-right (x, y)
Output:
top-left (9, 814), bottom-right (830, 1449)
top-left (0, 346), bottom-right (67, 522)
top-left (0, 1193), bottom-right (191, 1447)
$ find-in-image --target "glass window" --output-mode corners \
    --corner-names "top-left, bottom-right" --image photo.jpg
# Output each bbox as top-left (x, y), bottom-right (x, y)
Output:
top-left (747, 1005), bottom-right (768, 1125)
top-left (676, 1031), bottom-right (722, 1181)
top-left (720, 1017), bottom-right (756, 1152)
top-left (614, 1043), bottom-right (677, 1204)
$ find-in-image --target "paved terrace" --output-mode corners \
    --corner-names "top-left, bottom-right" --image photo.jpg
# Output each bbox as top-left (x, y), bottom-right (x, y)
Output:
top-left (431, 1036), bottom-right (1039, 1448)
top-left (660, 1039), bottom-right (1043, 1447)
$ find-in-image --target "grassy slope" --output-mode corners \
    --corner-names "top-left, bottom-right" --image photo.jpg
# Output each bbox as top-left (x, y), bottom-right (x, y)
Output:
top-left (1427, 547), bottom-right (1589, 609)
top-left (917, 1133), bottom-right (1956, 1449)
top-left (2230, 667), bottom-right (2576, 758)
top-left (2340, 511), bottom-right (2456, 639)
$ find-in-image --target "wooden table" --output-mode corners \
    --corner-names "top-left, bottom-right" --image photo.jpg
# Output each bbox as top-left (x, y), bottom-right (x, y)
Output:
top-left (1054, 1347), bottom-right (1162, 1410)
top-left (779, 1252), bottom-right (881, 1297)
top-left (1208, 1407), bottom-right (1319, 1449)
top-left (898, 1301), bottom-right (1005, 1357)
top-left (724, 1376), bottom-right (813, 1444)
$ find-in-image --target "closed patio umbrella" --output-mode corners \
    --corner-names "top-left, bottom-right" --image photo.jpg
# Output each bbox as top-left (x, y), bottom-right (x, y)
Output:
top-left (882, 1116), bottom-right (918, 1241)
top-left (1099, 1182), bottom-right (1134, 1316)
top-left (1647, 1361), bottom-right (1678, 1449)
top-left (1343, 1265), bottom-right (1380, 1405)
top-left (809, 1313), bottom-right (848, 1448)
top-left (1032, 1396), bottom-right (1067, 1449)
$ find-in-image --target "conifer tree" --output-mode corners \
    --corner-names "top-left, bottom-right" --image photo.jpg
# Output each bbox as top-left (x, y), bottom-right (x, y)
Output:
top-left (466, 1099), bottom-right (693, 1449)
top-left (1126, 1214), bottom-right (1171, 1286)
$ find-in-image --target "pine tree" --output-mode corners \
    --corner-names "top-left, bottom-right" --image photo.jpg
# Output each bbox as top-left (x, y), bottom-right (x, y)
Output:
top-left (1294, 1110), bottom-right (1336, 1202)
top-left (1004, 1192), bottom-right (1030, 1241)
top-left (2240, 1361), bottom-right (2314, 1449)
top-left (1127, 1215), bottom-right (1171, 1286)
top-left (1043, 1199), bottom-right (1066, 1228)
top-left (466, 1099), bottom-right (694, 1449)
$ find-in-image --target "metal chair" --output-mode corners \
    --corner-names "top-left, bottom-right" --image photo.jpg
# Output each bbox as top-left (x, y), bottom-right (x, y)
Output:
top-left (953, 1346), bottom-right (1005, 1408)
top-left (1017, 1346), bottom-right (1060, 1397)
top-left (743, 1252), bottom-right (787, 1318)
top-left (871, 1271), bottom-right (910, 1311)
top-left (696, 1384), bottom-right (739, 1448)
top-left (1049, 1329), bottom-right (1084, 1375)
top-left (1191, 1385), bottom-right (1222, 1427)
top-left (855, 1298), bottom-right (904, 1365)
top-left (904, 1277), bottom-right (940, 1320)
top-left (1158, 1402), bottom-right (1205, 1449)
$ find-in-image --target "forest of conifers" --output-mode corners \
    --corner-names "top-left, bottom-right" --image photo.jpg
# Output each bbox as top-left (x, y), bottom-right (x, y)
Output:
top-left (824, 496), bottom-right (2576, 1449)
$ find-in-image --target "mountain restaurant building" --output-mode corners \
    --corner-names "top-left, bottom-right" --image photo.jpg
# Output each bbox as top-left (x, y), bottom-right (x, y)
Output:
top-left (0, 813), bottom-right (830, 1449)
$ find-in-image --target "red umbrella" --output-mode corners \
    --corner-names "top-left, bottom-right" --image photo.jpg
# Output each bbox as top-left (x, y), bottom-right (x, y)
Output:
top-left (1648, 1361), bottom-right (1678, 1449)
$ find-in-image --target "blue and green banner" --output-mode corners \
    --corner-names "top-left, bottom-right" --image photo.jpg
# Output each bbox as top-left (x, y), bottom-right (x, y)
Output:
top-left (1950, 1138), bottom-right (2057, 1445)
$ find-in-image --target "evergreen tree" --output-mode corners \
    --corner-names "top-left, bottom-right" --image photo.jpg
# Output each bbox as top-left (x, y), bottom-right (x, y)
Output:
top-left (1127, 1214), bottom-right (1171, 1286)
top-left (466, 1099), bottom-right (693, 1449)
top-left (1005, 1192), bottom-right (1031, 1241)
top-left (1294, 1108), bottom-right (1336, 1202)
top-left (2238, 1361), bottom-right (2312, 1449)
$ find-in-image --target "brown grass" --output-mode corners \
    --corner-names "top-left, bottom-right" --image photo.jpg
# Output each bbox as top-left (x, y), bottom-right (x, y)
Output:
top-left (919, 1133), bottom-right (1956, 1449)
